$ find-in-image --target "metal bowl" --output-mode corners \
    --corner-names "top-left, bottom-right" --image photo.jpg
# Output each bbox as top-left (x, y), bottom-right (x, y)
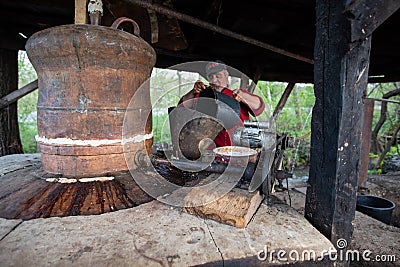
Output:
top-left (213, 146), bottom-right (258, 157)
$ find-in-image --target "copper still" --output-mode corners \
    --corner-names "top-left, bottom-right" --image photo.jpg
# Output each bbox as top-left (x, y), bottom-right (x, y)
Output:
top-left (26, 19), bottom-right (156, 177)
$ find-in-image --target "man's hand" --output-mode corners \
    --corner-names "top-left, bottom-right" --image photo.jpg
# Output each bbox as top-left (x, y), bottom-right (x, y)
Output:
top-left (232, 89), bottom-right (263, 111)
top-left (232, 89), bottom-right (245, 102)
top-left (193, 81), bottom-right (207, 94)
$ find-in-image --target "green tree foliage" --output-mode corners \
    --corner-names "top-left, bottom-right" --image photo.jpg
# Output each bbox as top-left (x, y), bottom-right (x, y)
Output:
top-left (257, 82), bottom-right (315, 170)
top-left (368, 83), bottom-right (400, 147)
top-left (17, 51), bottom-right (38, 153)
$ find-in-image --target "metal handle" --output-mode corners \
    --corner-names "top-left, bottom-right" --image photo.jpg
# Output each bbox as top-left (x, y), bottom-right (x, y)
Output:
top-left (111, 17), bottom-right (141, 37)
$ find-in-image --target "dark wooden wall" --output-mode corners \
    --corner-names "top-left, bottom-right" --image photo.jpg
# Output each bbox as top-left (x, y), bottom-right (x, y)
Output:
top-left (0, 49), bottom-right (23, 155)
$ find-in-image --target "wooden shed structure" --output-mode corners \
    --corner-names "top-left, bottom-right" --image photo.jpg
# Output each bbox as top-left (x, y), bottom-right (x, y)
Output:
top-left (1, 0), bottom-right (400, 256)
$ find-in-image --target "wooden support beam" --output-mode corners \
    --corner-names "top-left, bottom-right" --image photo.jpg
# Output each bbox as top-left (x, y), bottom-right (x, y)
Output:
top-left (272, 82), bottom-right (295, 120)
top-left (127, 0), bottom-right (314, 64)
top-left (0, 80), bottom-right (38, 110)
top-left (248, 66), bottom-right (262, 93)
top-left (0, 49), bottom-right (23, 155)
top-left (305, 0), bottom-right (372, 258)
top-left (346, 0), bottom-right (400, 42)
top-left (75, 0), bottom-right (89, 24)
top-left (358, 99), bottom-right (374, 188)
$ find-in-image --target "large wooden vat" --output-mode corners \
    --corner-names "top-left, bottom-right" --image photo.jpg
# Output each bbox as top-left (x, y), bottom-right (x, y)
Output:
top-left (26, 22), bottom-right (156, 177)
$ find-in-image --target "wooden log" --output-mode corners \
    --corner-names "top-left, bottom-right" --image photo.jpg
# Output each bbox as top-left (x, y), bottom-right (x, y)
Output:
top-left (184, 187), bottom-right (264, 228)
top-left (0, 80), bottom-right (38, 110)
top-left (305, 0), bottom-right (372, 256)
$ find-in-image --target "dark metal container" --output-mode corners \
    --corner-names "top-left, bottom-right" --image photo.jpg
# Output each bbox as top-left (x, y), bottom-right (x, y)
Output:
top-left (26, 19), bottom-right (156, 177)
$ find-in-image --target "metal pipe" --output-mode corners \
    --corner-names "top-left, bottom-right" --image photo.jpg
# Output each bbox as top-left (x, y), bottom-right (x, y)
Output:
top-left (126, 0), bottom-right (314, 64)
top-left (150, 157), bottom-right (256, 180)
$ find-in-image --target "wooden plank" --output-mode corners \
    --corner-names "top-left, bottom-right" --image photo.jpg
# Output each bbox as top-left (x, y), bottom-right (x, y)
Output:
top-left (74, 0), bottom-right (89, 24)
top-left (184, 187), bottom-right (264, 228)
top-left (0, 80), bottom-right (38, 110)
top-left (305, 0), bottom-right (371, 256)
top-left (346, 0), bottom-right (400, 42)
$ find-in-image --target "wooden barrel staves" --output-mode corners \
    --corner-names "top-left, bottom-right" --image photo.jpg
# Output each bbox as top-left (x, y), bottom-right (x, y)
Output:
top-left (26, 18), bottom-right (156, 177)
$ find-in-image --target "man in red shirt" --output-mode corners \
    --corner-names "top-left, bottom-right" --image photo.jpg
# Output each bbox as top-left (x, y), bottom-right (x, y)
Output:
top-left (179, 61), bottom-right (265, 147)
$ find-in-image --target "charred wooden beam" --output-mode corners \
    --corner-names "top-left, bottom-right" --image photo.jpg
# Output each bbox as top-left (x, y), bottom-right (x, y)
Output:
top-left (187, 0), bottom-right (223, 53)
top-left (0, 49), bottom-right (23, 155)
top-left (305, 0), bottom-right (372, 256)
top-left (0, 80), bottom-right (38, 110)
top-left (126, 0), bottom-right (314, 64)
top-left (345, 0), bottom-right (400, 42)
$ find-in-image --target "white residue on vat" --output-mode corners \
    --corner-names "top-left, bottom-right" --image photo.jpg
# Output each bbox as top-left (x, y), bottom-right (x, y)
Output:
top-left (122, 132), bottom-right (153, 144)
top-left (36, 132), bottom-right (153, 146)
top-left (46, 178), bottom-right (77, 183)
top-left (36, 135), bottom-right (122, 146)
top-left (46, 176), bottom-right (114, 183)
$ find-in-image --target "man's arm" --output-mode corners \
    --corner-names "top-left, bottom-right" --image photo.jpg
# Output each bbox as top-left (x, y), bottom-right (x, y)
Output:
top-left (178, 81), bottom-right (207, 109)
top-left (232, 89), bottom-right (265, 115)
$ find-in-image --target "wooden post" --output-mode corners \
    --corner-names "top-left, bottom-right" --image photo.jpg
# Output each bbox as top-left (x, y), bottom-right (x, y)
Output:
top-left (306, 1), bottom-right (400, 251)
top-left (272, 82), bottom-right (295, 120)
top-left (0, 49), bottom-right (23, 155)
top-left (305, 0), bottom-right (371, 255)
top-left (75, 0), bottom-right (89, 24)
top-left (358, 99), bottom-right (374, 188)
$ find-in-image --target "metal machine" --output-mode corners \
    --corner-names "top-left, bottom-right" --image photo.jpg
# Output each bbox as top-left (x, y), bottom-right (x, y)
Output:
top-left (144, 87), bottom-right (296, 195)
top-left (231, 120), bottom-right (294, 194)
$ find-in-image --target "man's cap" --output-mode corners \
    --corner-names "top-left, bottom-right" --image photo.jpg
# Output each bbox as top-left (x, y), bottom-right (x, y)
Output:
top-left (205, 60), bottom-right (227, 76)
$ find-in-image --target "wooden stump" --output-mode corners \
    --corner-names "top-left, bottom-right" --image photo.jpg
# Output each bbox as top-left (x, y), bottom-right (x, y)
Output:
top-left (0, 154), bottom-right (153, 220)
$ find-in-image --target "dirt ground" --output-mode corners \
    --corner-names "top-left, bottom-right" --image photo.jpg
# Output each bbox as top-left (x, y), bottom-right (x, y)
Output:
top-left (274, 171), bottom-right (400, 266)
top-left (364, 171), bottom-right (400, 227)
